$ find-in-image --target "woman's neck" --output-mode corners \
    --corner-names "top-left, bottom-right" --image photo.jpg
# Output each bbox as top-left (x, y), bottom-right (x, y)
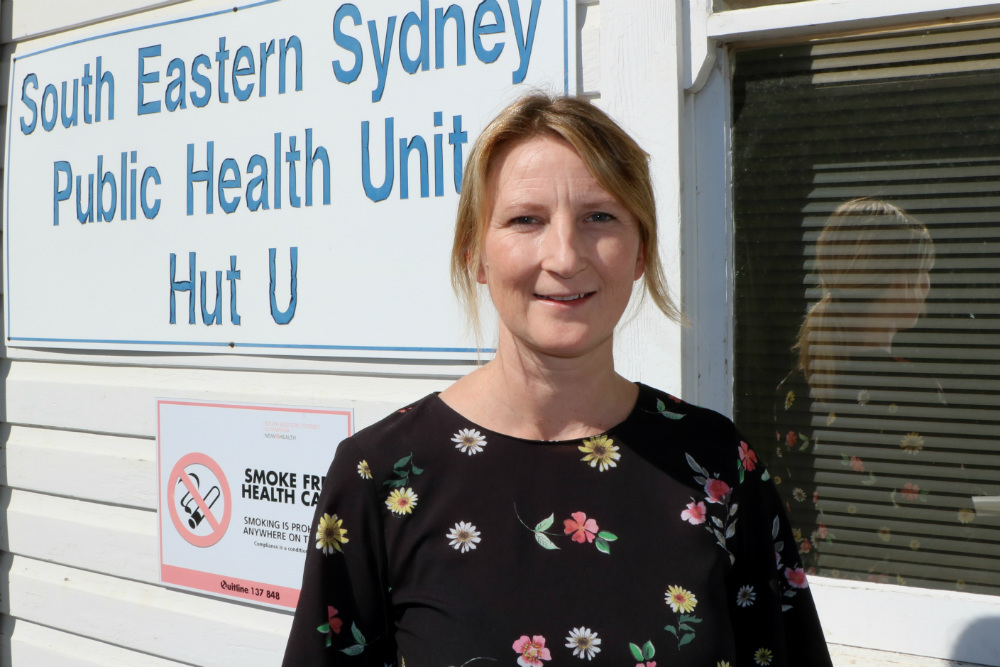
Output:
top-left (439, 338), bottom-right (638, 441)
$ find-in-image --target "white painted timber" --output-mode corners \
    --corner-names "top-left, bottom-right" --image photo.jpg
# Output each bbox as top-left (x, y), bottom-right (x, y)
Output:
top-left (1, 425), bottom-right (156, 508)
top-left (4, 0), bottom-right (193, 41)
top-left (829, 643), bottom-right (987, 667)
top-left (2, 553), bottom-right (291, 666)
top-left (598, 0), bottom-right (685, 394)
top-left (811, 576), bottom-right (1000, 666)
top-left (578, 2), bottom-right (601, 96)
top-left (2, 488), bottom-right (158, 583)
top-left (2, 358), bottom-right (452, 436)
top-left (1, 615), bottom-right (190, 667)
top-left (708, 0), bottom-right (1000, 43)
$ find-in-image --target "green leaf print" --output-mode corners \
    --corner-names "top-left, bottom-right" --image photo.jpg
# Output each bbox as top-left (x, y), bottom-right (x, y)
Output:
top-left (597, 531), bottom-right (618, 541)
top-left (393, 454), bottom-right (411, 470)
top-left (629, 643), bottom-right (644, 661)
top-left (664, 625), bottom-right (678, 637)
top-left (678, 633), bottom-right (695, 647)
top-left (535, 532), bottom-right (559, 550)
top-left (656, 398), bottom-right (686, 420)
top-left (643, 641), bottom-right (655, 660)
top-left (351, 622), bottom-right (366, 644)
top-left (534, 514), bottom-right (555, 532)
top-left (595, 537), bottom-right (610, 554)
top-left (340, 644), bottom-right (365, 656)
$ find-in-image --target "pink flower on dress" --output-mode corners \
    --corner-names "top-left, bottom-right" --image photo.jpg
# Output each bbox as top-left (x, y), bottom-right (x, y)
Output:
top-left (901, 483), bottom-right (920, 501)
top-left (704, 478), bottom-right (732, 504)
top-left (849, 456), bottom-right (865, 473)
top-left (785, 566), bottom-right (808, 589)
top-left (637, 663), bottom-right (657, 667)
top-left (563, 512), bottom-right (599, 543)
top-left (513, 635), bottom-right (552, 666)
top-left (326, 606), bottom-right (343, 634)
top-left (681, 500), bottom-right (707, 525)
top-left (785, 431), bottom-right (797, 448)
top-left (738, 441), bottom-right (758, 471)
top-left (816, 523), bottom-right (829, 539)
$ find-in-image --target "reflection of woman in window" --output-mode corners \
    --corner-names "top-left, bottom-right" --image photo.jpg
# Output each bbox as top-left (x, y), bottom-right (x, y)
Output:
top-left (773, 197), bottom-right (940, 582)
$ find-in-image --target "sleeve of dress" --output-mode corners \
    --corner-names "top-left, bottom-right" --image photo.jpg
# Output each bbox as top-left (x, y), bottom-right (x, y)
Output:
top-left (726, 438), bottom-right (834, 667)
top-left (282, 437), bottom-right (395, 666)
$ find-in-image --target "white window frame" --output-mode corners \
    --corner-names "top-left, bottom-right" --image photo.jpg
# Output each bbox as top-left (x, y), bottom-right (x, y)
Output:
top-left (681, 1), bottom-right (1000, 664)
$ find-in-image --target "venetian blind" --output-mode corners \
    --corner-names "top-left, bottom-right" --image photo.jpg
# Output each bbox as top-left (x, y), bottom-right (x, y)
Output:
top-left (732, 22), bottom-right (1000, 597)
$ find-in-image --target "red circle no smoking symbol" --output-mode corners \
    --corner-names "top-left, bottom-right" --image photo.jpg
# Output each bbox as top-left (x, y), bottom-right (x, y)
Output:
top-left (167, 453), bottom-right (232, 547)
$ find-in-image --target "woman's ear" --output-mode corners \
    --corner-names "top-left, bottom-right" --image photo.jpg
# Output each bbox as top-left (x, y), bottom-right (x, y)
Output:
top-left (633, 245), bottom-right (646, 281)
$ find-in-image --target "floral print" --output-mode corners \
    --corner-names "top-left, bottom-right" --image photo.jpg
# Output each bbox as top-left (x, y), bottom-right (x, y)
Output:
top-left (900, 432), bottom-right (924, 454)
top-left (317, 605), bottom-right (343, 647)
top-left (665, 586), bottom-right (697, 614)
top-left (681, 500), bottom-right (707, 525)
top-left (564, 512), bottom-right (599, 543)
top-left (579, 435), bottom-right (620, 471)
top-left (754, 647), bottom-right (774, 665)
top-left (452, 428), bottom-right (487, 455)
top-left (283, 385), bottom-right (832, 667)
top-left (564, 627), bottom-right (601, 660)
top-left (520, 508), bottom-right (618, 554)
top-left (446, 521), bottom-right (481, 553)
top-left (316, 513), bottom-right (348, 555)
top-left (513, 635), bottom-right (551, 666)
top-left (664, 585), bottom-right (701, 648)
top-left (736, 585), bottom-right (756, 607)
top-left (385, 488), bottom-right (418, 515)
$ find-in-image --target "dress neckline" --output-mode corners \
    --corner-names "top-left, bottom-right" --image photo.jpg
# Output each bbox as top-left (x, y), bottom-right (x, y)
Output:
top-left (430, 383), bottom-right (648, 445)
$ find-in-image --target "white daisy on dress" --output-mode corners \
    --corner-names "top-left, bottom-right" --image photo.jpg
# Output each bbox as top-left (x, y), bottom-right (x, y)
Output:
top-left (565, 627), bottom-right (601, 660)
top-left (451, 428), bottom-right (487, 455)
top-left (446, 521), bottom-right (481, 553)
top-left (736, 585), bottom-right (756, 607)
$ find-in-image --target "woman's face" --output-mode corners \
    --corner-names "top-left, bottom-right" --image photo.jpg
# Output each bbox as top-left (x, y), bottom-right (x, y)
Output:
top-left (478, 135), bottom-right (645, 360)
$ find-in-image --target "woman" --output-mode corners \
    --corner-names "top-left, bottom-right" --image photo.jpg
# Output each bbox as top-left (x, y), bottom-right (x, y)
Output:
top-left (773, 197), bottom-right (944, 582)
top-left (283, 94), bottom-right (831, 666)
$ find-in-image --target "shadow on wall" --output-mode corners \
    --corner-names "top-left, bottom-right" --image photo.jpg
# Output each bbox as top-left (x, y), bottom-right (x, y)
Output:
top-left (953, 617), bottom-right (1000, 666)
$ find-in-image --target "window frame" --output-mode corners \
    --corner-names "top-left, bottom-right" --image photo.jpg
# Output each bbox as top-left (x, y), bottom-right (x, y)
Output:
top-left (682, 1), bottom-right (1000, 663)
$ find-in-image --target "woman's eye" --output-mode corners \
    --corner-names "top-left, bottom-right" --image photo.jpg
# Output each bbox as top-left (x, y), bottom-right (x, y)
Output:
top-left (586, 211), bottom-right (617, 223)
top-left (510, 216), bottom-right (539, 226)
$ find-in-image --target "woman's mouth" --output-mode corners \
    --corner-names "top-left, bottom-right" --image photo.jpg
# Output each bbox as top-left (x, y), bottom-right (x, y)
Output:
top-left (536, 292), bottom-right (594, 302)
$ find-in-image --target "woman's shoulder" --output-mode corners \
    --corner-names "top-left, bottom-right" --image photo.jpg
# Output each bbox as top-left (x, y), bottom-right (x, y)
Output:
top-left (340, 392), bottom-right (448, 458)
top-left (633, 382), bottom-right (741, 436)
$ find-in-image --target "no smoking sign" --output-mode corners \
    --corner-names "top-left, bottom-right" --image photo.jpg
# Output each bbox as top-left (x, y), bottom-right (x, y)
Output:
top-left (167, 453), bottom-right (232, 547)
top-left (157, 398), bottom-right (352, 608)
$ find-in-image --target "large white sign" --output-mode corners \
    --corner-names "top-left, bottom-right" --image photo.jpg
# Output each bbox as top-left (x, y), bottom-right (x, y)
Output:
top-left (4, 0), bottom-right (571, 358)
top-left (157, 398), bottom-right (353, 609)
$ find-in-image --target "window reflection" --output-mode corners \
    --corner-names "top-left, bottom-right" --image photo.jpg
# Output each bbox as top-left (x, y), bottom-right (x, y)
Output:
top-left (731, 24), bottom-right (1000, 596)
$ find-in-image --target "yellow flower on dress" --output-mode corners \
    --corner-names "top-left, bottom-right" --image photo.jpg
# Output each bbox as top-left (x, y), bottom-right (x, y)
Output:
top-left (826, 412), bottom-right (836, 426)
top-left (901, 432), bottom-right (924, 454)
top-left (784, 390), bottom-right (795, 410)
top-left (315, 513), bottom-right (348, 555)
top-left (958, 508), bottom-right (975, 525)
top-left (754, 647), bottom-right (774, 665)
top-left (665, 585), bottom-right (698, 614)
top-left (877, 527), bottom-right (892, 543)
top-left (357, 460), bottom-right (372, 479)
top-left (386, 487), bottom-right (418, 515)
top-left (579, 435), bottom-right (621, 472)
top-left (717, 662), bottom-right (732, 667)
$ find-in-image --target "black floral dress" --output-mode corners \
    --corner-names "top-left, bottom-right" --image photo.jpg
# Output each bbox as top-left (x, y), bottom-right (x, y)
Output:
top-left (282, 384), bottom-right (832, 667)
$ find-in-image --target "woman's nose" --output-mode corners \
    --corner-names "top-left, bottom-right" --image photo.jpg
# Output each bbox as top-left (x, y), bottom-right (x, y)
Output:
top-left (540, 218), bottom-right (587, 278)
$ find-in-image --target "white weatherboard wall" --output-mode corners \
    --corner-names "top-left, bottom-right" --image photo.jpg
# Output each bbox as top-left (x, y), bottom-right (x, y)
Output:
top-left (0, 1), bottom-right (683, 665)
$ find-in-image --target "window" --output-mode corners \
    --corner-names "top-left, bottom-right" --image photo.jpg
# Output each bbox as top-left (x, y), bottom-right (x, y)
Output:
top-left (731, 23), bottom-right (1000, 597)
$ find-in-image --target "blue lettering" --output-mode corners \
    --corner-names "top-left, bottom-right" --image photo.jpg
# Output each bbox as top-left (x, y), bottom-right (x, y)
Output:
top-left (332, 4), bottom-right (363, 83)
top-left (138, 45), bottom-right (162, 115)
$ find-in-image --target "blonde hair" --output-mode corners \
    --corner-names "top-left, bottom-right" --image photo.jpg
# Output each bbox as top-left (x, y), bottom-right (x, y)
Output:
top-left (451, 92), bottom-right (681, 341)
top-left (794, 197), bottom-right (935, 385)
